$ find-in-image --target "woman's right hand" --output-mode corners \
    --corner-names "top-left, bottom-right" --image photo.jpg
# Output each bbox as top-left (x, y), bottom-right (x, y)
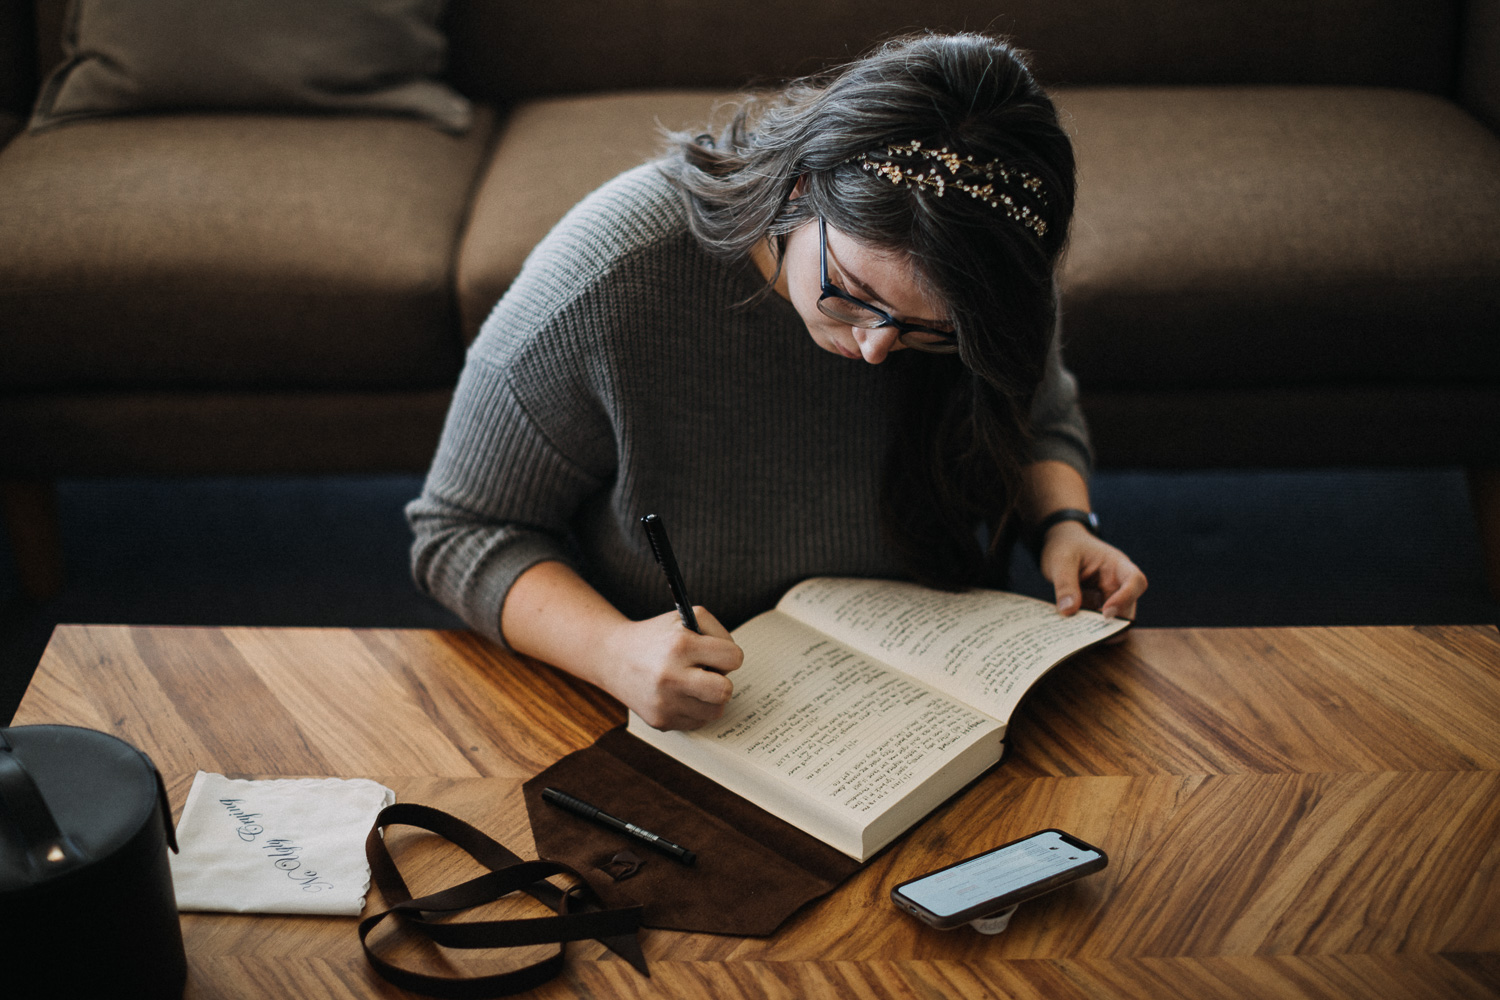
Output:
top-left (603, 608), bottom-right (743, 731)
top-left (501, 560), bottom-right (743, 732)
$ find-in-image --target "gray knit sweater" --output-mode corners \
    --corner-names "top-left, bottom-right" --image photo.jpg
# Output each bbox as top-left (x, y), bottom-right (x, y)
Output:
top-left (407, 164), bottom-right (1092, 646)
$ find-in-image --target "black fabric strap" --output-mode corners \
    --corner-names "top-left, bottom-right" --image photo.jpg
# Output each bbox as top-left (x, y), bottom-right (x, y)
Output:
top-left (360, 802), bottom-right (648, 998)
top-left (1025, 507), bottom-right (1100, 560)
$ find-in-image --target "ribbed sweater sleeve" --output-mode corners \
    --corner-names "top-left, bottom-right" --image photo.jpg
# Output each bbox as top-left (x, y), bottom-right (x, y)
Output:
top-left (406, 169), bottom-right (667, 645)
top-left (407, 354), bottom-right (605, 643)
top-left (1029, 324), bottom-right (1094, 475)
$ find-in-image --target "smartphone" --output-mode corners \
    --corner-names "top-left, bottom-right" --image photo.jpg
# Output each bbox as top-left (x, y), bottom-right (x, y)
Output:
top-left (890, 829), bottom-right (1107, 930)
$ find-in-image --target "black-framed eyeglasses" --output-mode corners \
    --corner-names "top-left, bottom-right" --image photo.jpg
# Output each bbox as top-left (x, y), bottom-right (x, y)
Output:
top-left (816, 217), bottom-right (959, 355)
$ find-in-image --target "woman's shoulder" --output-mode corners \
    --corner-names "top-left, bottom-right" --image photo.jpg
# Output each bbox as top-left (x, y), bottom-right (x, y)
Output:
top-left (467, 162), bottom-right (710, 370)
top-left (531, 162), bottom-right (689, 278)
top-left (575, 161), bottom-right (685, 229)
top-left (479, 165), bottom-right (693, 330)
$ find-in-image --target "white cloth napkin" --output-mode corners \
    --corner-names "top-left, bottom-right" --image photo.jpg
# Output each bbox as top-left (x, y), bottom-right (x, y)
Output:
top-left (169, 771), bottom-right (395, 916)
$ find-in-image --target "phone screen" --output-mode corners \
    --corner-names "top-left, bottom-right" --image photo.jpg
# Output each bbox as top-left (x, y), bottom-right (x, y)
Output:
top-left (897, 830), bottom-right (1103, 918)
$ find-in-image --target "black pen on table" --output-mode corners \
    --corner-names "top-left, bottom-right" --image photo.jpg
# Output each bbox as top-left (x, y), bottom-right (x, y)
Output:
top-left (640, 513), bottom-right (701, 633)
top-left (542, 786), bottom-right (697, 865)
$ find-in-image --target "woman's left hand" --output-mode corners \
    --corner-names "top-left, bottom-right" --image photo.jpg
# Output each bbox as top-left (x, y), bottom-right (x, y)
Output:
top-left (1038, 521), bottom-right (1147, 620)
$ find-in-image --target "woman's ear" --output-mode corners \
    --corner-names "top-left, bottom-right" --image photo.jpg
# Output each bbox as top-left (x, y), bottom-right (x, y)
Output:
top-left (790, 174), bottom-right (808, 200)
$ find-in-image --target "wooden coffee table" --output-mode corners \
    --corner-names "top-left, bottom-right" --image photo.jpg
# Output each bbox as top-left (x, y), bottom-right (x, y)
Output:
top-left (13, 623), bottom-right (1500, 999)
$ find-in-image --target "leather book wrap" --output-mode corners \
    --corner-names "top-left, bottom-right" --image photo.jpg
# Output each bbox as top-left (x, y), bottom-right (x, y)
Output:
top-left (524, 727), bottom-right (861, 936)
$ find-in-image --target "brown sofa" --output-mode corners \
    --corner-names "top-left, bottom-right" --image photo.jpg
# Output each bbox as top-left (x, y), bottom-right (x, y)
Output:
top-left (3, 0), bottom-right (1499, 600)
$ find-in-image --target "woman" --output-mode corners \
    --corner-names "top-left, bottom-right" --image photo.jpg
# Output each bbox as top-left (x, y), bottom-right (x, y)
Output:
top-left (408, 33), bottom-right (1147, 731)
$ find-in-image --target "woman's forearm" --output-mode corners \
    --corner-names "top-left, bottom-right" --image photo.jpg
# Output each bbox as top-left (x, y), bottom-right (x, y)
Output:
top-left (501, 560), bottom-right (632, 686)
top-left (500, 560), bottom-right (743, 730)
top-left (1021, 459), bottom-right (1092, 523)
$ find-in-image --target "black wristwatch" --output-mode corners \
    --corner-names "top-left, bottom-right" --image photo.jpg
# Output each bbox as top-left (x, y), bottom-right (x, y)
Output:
top-left (1025, 508), bottom-right (1100, 560)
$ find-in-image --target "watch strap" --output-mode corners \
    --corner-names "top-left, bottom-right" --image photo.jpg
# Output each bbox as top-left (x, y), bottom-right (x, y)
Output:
top-left (1025, 508), bottom-right (1099, 559)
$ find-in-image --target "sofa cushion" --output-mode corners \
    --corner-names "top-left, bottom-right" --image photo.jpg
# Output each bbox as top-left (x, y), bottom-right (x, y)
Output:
top-left (1057, 86), bottom-right (1500, 391)
top-left (455, 90), bottom-right (729, 340)
top-left (29, 0), bottom-right (471, 134)
top-left (0, 109), bottom-right (495, 391)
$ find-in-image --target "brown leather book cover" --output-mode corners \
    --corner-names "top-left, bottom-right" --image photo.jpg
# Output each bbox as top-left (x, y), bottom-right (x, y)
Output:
top-left (524, 727), bottom-right (861, 936)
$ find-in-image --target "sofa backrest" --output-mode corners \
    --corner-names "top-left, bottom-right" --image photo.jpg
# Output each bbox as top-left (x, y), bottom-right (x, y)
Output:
top-left (13, 1), bottom-right (1470, 116)
top-left (442, 0), bottom-right (1463, 101)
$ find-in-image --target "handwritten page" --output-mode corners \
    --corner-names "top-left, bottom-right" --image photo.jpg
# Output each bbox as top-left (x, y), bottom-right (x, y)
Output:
top-left (778, 577), bottom-right (1126, 720)
top-left (634, 612), bottom-right (1001, 853)
top-left (709, 614), bottom-right (998, 811)
top-left (630, 578), bottom-right (1121, 858)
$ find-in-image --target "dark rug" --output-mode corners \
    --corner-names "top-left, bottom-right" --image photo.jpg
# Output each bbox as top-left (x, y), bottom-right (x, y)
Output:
top-left (4, 469), bottom-right (1496, 724)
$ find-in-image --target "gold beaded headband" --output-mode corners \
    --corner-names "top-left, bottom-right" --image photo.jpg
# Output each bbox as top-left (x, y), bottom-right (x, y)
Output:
top-left (847, 140), bottom-right (1050, 237)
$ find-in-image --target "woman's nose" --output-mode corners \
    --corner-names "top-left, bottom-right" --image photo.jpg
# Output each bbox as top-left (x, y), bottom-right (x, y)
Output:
top-left (854, 326), bottom-right (903, 364)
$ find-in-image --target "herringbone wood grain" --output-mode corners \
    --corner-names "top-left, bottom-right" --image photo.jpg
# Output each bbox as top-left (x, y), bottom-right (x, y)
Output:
top-left (15, 623), bottom-right (1500, 999)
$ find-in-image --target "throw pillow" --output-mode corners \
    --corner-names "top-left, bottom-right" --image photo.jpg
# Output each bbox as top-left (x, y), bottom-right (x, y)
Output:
top-left (29, 0), bottom-right (473, 133)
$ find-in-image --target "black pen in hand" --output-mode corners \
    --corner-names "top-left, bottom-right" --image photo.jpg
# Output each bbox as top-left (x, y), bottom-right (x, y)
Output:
top-left (640, 513), bottom-right (701, 633)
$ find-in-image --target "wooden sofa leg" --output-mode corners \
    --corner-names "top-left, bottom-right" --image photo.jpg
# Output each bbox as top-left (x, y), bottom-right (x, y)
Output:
top-left (2, 479), bottom-right (64, 601)
top-left (1467, 466), bottom-right (1500, 606)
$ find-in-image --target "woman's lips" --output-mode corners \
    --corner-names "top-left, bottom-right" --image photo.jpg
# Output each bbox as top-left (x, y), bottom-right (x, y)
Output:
top-left (829, 337), bottom-right (860, 360)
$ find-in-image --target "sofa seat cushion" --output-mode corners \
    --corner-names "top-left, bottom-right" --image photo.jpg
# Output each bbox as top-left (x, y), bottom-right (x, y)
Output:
top-left (455, 90), bottom-right (729, 340)
top-left (0, 109), bottom-right (494, 391)
top-left (1057, 86), bottom-right (1500, 391)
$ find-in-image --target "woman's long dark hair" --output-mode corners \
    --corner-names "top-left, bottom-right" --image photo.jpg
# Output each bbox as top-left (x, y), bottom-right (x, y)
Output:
top-left (658, 33), bottom-right (1077, 588)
